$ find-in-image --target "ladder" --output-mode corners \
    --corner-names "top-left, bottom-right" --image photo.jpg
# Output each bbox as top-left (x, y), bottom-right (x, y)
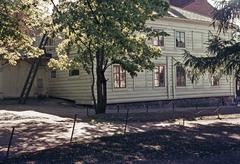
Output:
top-left (18, 34), bottom-right (49, 104)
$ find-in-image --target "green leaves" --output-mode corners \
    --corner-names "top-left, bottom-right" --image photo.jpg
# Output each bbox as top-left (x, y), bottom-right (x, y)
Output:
top-left (50, 0), bottom-right (169, 75)
top-left (182, 0), bottom-right (240, 80)
top-left (0, 0), bottom-right (51, 65)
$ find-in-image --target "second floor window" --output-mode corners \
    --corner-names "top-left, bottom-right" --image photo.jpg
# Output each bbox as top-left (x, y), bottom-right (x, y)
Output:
top-left (211, 76), bottom-right (220, 86)
top-left (176, 31), bottom-right (185, 48)
top-left (113, 65), bottom-right (126, 88)
top-left (154, 65), bottom-right (165, 87)
top-left (152, 35), bottom-right (164, 47)
top-left (176, 66), bottom-right (186, 87)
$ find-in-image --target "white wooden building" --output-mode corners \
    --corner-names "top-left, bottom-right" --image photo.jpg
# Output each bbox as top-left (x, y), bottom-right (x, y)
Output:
top-left (0, 5), bottom-right (236, 105)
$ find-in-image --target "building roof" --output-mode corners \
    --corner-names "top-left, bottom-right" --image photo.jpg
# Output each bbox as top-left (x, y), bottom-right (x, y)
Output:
top-left (167, 6), bottom-right (212, 22)
top-left (169, 0), bottom-right (215, 18)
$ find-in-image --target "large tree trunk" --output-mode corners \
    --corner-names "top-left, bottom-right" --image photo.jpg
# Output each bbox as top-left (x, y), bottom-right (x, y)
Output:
top-left (95, 48), bottom-right (107, 114)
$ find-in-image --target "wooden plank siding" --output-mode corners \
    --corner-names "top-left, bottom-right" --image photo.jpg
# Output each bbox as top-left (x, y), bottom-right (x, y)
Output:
top-left (46, 17), bottom-right (234, 105)
top-left (105, 18), bottom-right (234, 104)
top-left (48, 67), bottom-right (93, 104)
top-left (0, 61), bottom-right (48, 98)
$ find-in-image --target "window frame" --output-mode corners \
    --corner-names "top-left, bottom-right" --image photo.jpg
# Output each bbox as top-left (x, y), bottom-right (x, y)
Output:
top-left (152, 35), bottom-right (164, 47)
top-left (176, 66), bottom-right (186, 87)
top-left (176, 31), bottom-right (186, 48)
top-left (154, 65), bottom-right (166, 87)
top-left (113, 65), bottom-right (126, 88)
top-left (211, 76), bottom-right (220, 86)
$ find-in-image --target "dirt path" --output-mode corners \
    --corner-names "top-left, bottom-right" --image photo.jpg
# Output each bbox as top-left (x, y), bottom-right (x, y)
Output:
top-left (0, 99), bottom-right (240, 163)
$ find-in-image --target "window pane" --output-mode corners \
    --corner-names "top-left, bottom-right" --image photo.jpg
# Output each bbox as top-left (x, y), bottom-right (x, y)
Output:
top-left (176, 31), bottom-right (185, 48)
top-left (113, 65), bottom-right (126, 88)
top-left (154, 65), bottom-right (165, 87)
top-left (211, 76), bottom-right (219, 86)
top-left (69, 69), bottom-right (80, 76)
top-left (152, 37), bottom-right (159, 46)
top-left (176, 66), bottom-right (186, 86)
top-left (159, 66), bottom-right (165, 87)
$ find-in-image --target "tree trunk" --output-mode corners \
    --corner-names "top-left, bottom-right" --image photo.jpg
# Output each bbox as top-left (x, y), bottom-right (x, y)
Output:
top-left (95, 48), bottom-right (107, 114)
top-left (90, 53), bottom-right (97, 110)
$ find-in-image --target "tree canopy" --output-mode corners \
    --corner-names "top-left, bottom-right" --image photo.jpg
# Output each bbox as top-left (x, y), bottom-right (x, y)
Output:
top-left (0, 0), bottom-right (50, 65)
top-left (49, 0), bottom-right (169, 113)
top-left (183, 0), bottom-right (240, 79)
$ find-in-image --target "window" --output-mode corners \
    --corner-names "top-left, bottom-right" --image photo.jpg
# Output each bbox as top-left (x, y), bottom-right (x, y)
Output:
top-left (176, 31), bottom-right (185, 48)
top-left (211, 76), bottom-right (219, 86)
top-left (176, 66), bottom-right (186, 87)
top-left (69, 69), bottom-right (80, 76)
top-left (113, 65), bottom-right (126, 88)
top-left (154, 65), bottom-right (165, 87)
top-left (51, 71), bottom-right (56, 78)
top-left (152, 35), bottom-right (164, 47)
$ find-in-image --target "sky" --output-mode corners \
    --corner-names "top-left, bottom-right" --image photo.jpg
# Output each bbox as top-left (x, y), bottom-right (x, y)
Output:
top-left (208, 0), bottom-right (216, 6)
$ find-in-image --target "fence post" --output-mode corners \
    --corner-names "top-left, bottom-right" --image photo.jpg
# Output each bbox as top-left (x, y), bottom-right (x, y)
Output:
top-left (217, 108), bottom-right (221, 120)
top-left (86, 107), bottom-right (89, 116)
top-left (6, 127), bottom-right (15, 159)
top-left (172, 100), bottom-right (175, 120)
top-left (182, 114), bottom-right (185, 127)
top-left (70, 114), bottom-right (77, 143)
top-left (195, 100), bottom-right (198, 111)
top-left (117, 104), bottom-right (120, 113)
top-left (124, 108), bottom-right (130, 134)
top-left (146, 104), bottom-right (149, 113)
top-left (222, 97), bottom-right (225, 106)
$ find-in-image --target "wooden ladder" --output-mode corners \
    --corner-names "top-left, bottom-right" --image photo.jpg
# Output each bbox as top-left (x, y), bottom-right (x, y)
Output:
top-left (18, 34), bottom-right (49, 104)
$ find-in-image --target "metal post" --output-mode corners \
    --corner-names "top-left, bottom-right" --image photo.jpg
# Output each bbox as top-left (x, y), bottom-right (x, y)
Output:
top-left (222, 97), bottom-right (225, 106)
top-left (146, 104), bottom-right (149, 113)
top-left (182, 114), bottom-right (185, 127)
top-left (117, 104), bottom-right (120, 113)
top-left (172, 100), bottom-right (175, 120)
top-left (217, 108), bottom-right (221, 120)
top-left (86, 107), bottom-right (89, 116)
top-left (124, 108), bottom-right (129, 134)
top-left (6, 127), bottom-right (15, 159)
top-left (70, 114), bottom-right (77, 143)
top-left (195, 100), bottom-right (198, 111)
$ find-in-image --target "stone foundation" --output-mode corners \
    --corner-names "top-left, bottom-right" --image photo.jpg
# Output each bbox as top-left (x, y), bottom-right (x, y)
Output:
top-left (107, 96), bottom-right (235, 110)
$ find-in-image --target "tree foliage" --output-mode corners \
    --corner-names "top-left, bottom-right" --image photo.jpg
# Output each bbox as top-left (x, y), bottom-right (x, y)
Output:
top-left (49, 0), bottom-right (169, 113)
top-left (183, 0), bottom-right (240, 79)
top-left (0, 0), bottom-right (51, 65)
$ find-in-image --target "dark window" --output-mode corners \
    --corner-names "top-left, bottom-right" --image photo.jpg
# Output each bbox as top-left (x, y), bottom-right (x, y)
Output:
top-left (51, 71), bottom-right (56, 78)
top-left (176, 31), bottom-right (185, 48)
top-left (154, 65), bottom-right (165, 87)
top-left (69, 69), bottom-right (80, 76)
top-left (152, 35), bottom-right (164, 47)
top-left (211, 76), bottom-right (219, 86)
top-left (176, 66), bottom-right (186, 86)
top-left (113, 65), bottom-right (126, 88)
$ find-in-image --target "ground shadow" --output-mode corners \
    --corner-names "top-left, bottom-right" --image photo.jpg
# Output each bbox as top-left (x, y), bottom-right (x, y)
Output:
top-left (5, 122), bottom-right (240, 163)
top-left (88, 106), bottom-right (240, 124)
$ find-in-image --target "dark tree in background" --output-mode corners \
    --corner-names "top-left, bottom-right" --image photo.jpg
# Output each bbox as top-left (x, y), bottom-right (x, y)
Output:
top-left (183, 0), bottom-right (240, 79)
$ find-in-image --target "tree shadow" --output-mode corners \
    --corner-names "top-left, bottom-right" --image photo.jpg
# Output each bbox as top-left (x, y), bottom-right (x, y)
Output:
top-left (89, 106), bottom-right (240, 124)
top-left (5, 122), bottom-right (240, 163)
top-left (0, 121), bottom-right (70, 162)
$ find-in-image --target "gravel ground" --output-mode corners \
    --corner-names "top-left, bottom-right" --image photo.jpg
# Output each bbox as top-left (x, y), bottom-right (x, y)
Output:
top-left (0, 99), bottom-right (240, 163)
